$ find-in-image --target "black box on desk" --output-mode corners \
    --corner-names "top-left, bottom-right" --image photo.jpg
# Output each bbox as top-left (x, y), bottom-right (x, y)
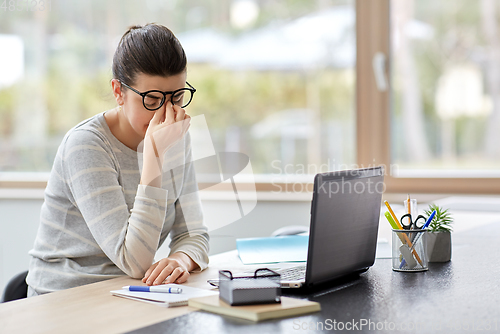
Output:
top-left (218, 269), bottom-right (281, 306)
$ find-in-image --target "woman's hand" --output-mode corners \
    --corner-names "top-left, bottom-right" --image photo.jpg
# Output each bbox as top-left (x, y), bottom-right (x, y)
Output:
top-left (140, 101), bottom-right (190, 186)
top-left (142, 252), bottom-right (198, 285)
top-left (145, 101), bottom-right (191, 159)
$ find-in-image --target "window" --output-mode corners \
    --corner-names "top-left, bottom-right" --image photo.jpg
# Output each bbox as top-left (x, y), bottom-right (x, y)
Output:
top-left (358, 0), bottom-right (500, 194)
top-left (0, 0), bottom-right (356, 190)
top-left (392, 0), bottom-right (500, 176)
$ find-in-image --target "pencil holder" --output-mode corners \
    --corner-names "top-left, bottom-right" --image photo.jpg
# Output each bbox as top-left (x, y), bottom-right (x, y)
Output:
top-left (392, 229), bottom-right (428, 272)
top-left (218, 268), bottom-right (281, 306)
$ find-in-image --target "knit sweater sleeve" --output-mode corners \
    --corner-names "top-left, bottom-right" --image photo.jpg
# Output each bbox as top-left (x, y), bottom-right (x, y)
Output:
top-left (62, 129), bottom-right (167, 278)
top-left (168, 133), bottom-right (210, 271)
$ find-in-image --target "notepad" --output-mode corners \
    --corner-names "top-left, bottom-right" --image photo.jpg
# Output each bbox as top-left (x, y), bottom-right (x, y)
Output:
top-left (236, 235), bottom-right (308, 264)
top-left (189, 295), bottom-right (320, 322)
top-left (110, 284), bottom-right (218, 308)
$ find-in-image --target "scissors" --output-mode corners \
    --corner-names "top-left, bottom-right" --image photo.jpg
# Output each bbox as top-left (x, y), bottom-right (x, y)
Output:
top-left (400, 213), bottom-right (426, 230)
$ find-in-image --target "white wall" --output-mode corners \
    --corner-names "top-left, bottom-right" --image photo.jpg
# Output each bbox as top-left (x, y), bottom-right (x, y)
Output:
top-left (0, 198), bottom-right (42, 296)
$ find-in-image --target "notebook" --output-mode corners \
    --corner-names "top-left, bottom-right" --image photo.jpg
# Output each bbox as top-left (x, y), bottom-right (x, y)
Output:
top-left (188, 295), bottom-right (320, 322)
top-left (276, 167), bottom-right (384, 288)
top-left (110, 284), bottom-right (218, 307)
top-left (236, 235), bottom-right (309, 264)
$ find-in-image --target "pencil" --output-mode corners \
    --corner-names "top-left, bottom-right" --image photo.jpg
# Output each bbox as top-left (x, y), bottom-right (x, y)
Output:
top-left (384, 200), bottom-right (399, 226)
top-left (406, 194), bottom-right (412, 228)
top-left (407, 194), bottom-right (411, 215)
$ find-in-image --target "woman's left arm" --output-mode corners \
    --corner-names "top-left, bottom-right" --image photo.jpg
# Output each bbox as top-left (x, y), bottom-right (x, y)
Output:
top-left (142, 131), bottom-right (209, 285)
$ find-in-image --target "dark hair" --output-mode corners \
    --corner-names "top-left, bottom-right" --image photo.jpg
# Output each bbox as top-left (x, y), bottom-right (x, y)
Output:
top-left (112, 23), bottom-right (187, 85)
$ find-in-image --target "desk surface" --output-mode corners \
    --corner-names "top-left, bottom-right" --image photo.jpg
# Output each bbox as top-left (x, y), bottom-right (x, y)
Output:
top-left (2, 223), bottom-right (500, 334)
top-left (0, 264), bottom-right (224, 334)
top-left (132, 222), bottom-right (500, 334)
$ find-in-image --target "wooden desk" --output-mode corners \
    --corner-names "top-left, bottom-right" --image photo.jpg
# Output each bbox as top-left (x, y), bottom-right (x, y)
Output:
top-left (0, 251), bottom-right (269, 334)
top-left (0, 263), bottom-right (226, 334)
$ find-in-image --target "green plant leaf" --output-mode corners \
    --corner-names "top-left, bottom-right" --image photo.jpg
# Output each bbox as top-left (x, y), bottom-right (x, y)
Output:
top-left (424, 203), bottom-right (454, 233)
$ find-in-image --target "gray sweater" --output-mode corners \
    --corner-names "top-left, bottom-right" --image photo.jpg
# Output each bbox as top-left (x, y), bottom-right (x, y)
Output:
top-left (26, 112), bottom-right (209, 295)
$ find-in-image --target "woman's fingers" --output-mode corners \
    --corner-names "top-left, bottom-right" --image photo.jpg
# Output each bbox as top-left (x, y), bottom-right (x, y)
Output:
top-left (148, 104), bottom-right (187, 136)
top-left (143, 257), bottom-right (191, 285)
top-left (164, 267), bottom-right (184, 284)
top-left (165, 101), bottom-right (175, 124)
top-left (175, 271), bottom-right (190, 284)
top-left (173, 105), bottom-right (185, 122)
top-left (150, 104), bottom-right (165, 126)
top-left (147, 263), bottom-right (172, 285)
top-left (153, 265), bottom-right (177, 285)
top-left (142, 262), bottom-right (158, 283)
top-left (142, 253), bottom-right (195, 285)
top-left (148, 100), bottom-right (189, 133)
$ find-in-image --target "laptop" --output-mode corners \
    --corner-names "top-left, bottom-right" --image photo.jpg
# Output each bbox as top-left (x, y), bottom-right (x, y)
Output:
top-left (276, 166), bottom-right (384, 288)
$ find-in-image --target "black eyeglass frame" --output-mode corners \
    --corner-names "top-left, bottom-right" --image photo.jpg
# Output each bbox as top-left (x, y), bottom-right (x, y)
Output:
top-left (119, 81), bottom-right (196, 110)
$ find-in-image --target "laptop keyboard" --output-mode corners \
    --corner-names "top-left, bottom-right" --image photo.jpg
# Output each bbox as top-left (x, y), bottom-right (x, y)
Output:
top-left (276, 264), bottom-right (307, 281)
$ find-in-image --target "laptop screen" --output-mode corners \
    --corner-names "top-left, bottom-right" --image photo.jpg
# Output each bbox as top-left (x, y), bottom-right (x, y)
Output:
top-left (305, 167), bottom-right (384, 287)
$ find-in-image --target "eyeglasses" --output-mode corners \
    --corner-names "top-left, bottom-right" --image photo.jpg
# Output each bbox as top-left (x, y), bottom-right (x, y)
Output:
top-left (120, 81), bottom-right (196, 110)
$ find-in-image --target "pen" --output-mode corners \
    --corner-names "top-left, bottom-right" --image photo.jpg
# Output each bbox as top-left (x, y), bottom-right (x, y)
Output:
top-left (409, 210), bottom-right (436, 252)
top-left (122, 286), bottom-right (183, 294)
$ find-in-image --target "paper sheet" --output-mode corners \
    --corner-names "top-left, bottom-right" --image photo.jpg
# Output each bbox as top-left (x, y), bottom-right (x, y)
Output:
top-left (110, 284), bottom-right (218, 307)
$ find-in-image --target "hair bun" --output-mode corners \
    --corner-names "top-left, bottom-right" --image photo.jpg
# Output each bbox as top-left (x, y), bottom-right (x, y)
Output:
top-left (112, 23), bottom-right (186, 85)
top-left (124, 25), bottom-right (144, 35)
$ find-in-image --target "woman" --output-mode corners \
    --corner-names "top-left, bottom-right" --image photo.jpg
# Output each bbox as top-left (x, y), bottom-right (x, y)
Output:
top-left (26, 24), bottom-right (209, 296)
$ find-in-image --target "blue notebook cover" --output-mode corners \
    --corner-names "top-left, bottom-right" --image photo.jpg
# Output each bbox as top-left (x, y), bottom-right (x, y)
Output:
top-left (236, 235), bottom-right (309, 264)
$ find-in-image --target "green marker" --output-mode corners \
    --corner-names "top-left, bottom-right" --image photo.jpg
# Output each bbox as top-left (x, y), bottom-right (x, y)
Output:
top-left (385, 211), bottom-right (408, 246)
top-left (385, 211), bottom-right (399, 230)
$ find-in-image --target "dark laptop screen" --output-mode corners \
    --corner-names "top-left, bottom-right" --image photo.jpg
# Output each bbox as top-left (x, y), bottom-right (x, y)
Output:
top-left (305, 167), bottom-right (384, 287)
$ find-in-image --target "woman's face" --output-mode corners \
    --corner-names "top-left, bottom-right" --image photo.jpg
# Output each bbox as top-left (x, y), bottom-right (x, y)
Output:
top-left (120, 72), bottom-right (187, 139)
